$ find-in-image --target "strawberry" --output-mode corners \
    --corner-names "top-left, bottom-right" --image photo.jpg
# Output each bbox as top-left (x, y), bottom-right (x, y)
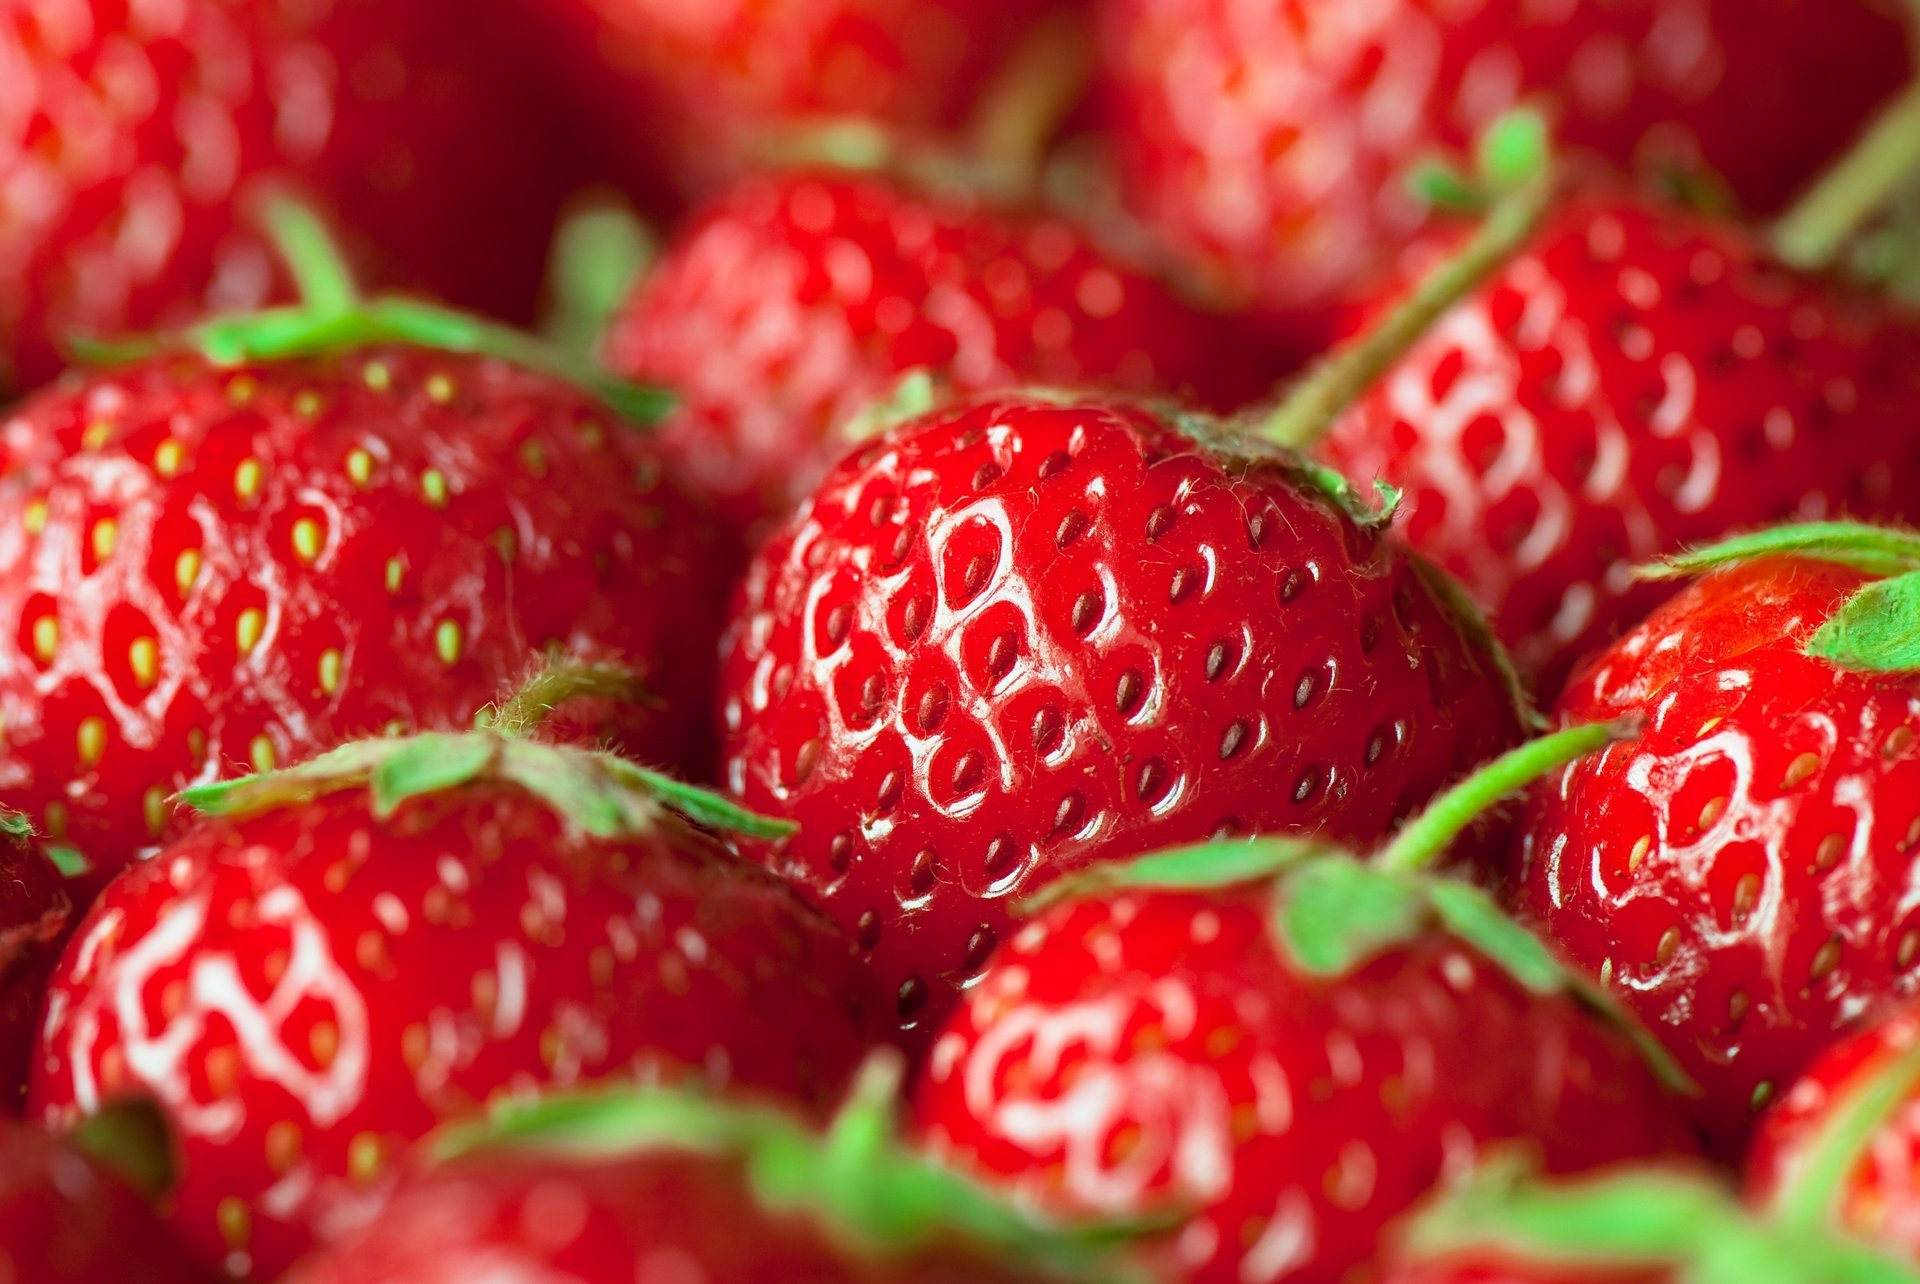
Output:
top-left (28, 731), bottom-right (886, 1280)
top-left (603, 167), bottom-right (1279, 536)
top-left (290, 1062), bottom-right (1126, 1284)
top-left (1306, 192), bottom-right (1920, 692)
top-left (1097, 0), bottom-right (1913, 322)
top-left (0, 811), bottom-right (72, 1109)
top-left (715, 391), bottom-right (1526, 1038)
top-left (0, 1102), bottom-right (208, 1282)
top-left (912, 725), bottom-right (1698, 1284)
top-left (0, 0), bottom-right (594, 395)
top-left (1512, 522), bottom-right (1920, 1156)
top-left (0, 207), bottom-right (726, 890)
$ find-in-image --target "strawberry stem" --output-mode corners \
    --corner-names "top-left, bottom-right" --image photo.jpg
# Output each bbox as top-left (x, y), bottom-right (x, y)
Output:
top-left (1374, 720), bottom-right (1632, 874)
top-left (1775, 77), bottom-right (1920, 269)
top-left (488, 660), bottom-right (655, 738)
top-left (1771, 1031), bottom-right (1920, 1232)
top-left (541, 195), bottom-right (657, 358)
top-left (1257, 177), bottom-right (1554, 448)
top-left (262, 198), bottom-right (362, 317)
top-left (968, 9), bottom-right (1094, 176)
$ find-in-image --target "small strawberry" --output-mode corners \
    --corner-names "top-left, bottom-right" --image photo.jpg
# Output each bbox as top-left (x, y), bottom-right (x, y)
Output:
top-left (604, 167), bottom-right (1278, 536)
top-left (1513, 522), bottom-right (1920, 1155)
top-left (0, 205), bottom-right (726, 889)
top-left (913, 725), bottom-right (1698, 1284)
top-left (291, 1061), bottom-right (1129, 1284)
top-left (29, 730), bottom-right (886, 1280)
top-left (1097, 0), bottom-right (1913, 321)
top-left (716, 391), bottom-right (1526, 1038)
top-left (0, 811), bottom-right (72, 1109)
top-left (0, 0), bottom-right (593, 394)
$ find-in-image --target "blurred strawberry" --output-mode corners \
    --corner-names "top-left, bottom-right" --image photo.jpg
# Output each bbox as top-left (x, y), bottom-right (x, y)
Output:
top-left (0, 811), bottom-right (70, 1110)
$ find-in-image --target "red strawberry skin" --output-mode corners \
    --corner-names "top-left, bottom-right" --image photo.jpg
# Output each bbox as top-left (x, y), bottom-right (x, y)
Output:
top-left (912, 886), bottom-right (1695, 1284)
top-left (1098, 0), bottom-right (1911, 319)
top-left (29, 782), bottom-right (884, 1280)
top-left (0, 828), bottom-right (71, 1109)
top-left (605, 169), bottom-right (1279, 535)
top-left (1514, 556), bottom-right (1920, 1154)
top-left (0, 348), bottom-right (727, 886)
top-left (289, 1142), bottom-right (1055, 1284)
top-left (0, 0), bottom-right (589, 393)
top-left (1378, 1260), bottom-right (1669, 1284)
top-left (1317, 197), bottom-right (1920, 694)
top-left (717, 394), bottom-right (1524, 1036)
top-left (0, 1116), bottom-right (208, 1282)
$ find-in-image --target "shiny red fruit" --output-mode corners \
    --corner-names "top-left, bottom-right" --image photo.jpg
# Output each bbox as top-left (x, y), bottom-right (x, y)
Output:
top-left (718, 394), bottom-right (1525, 1037)
top-left (0, 347), bottom-right (726, 888)
top-left (1515, 556), bottom-right (1920, 1154)
top-left (606, 168), bottom-right (1278, 536)
top-left (0, 819), bottom-right (71, 1109)
top-left (1099, 0), bottom-right (1911, 320)
top-left (913, 885), bottom-right (1694, 1284)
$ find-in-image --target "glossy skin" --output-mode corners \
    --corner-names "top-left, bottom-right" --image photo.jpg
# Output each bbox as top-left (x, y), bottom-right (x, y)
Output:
top-left (1099, 0), bottom-right (1911, 320)
top-left (718, 395), bottom-right (1524, 1037)
top-left (0, 1117), bottom-right (208, 1282)
top-left (0, 347), bottom-right (727, 887)
top-left (27, 778), bottom-right (883, 1279)
top-left (606, 169), bottom-right (1279, 537)
top-left (290, 1145), bottom-right (1054, 1284)
top-left (912, 887), bottom-right (1695, 1284)
top-left (1747, 1002), bottom-right (1920, 1261)
top-left (0, 0), bottom-right (588, 394)
top-left (1516, 557), bottom-right (1920, 1155)
top-left (0, 829), bottom-right (70, 1109)
top-left (1319, 198), bottom-right (1920, 694)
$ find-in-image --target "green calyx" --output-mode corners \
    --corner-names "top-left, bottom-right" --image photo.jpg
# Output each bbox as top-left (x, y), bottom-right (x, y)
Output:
top-left (70, 200), bottom-right (673, 425)
top-left (1399, 1161), bottom-right (1920, 1284)
top-left (1641, 520), bottom-right (1920, 673)
top-left (1408, 110), bottom-right (1554, 214)
top-left (67, 1098), bottom-right (179, 1201)
top-left (177, 731), bottom-right (793, 842)
top-left (1769, 1030), bottom-right (1920, 1232)
top-left (432, 1055), bottom-right (1143, 1281)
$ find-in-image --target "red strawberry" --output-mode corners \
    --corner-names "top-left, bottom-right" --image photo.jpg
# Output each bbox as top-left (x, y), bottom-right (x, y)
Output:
top-left (28, 731), bottom-right (886, 1280)
top-left (0, 811), bottom-right (72, 1108)
top-left (604, 167), bottom-right (1279, 536)
top-left (0, 1103), bottom-right (208, 1282)
top-left (1097, 0), bottom-right (1912, 321)
top-left (0, 0), bottom-right (595, 395)
top-left (1308, 192), bottom-right (1920, 692)
top-left (291, 1064), bottom-right (1124, 1284)
top-left (1513, 523), bottom-right (1920, 1155)
top-left (715, 391), bottom-right (1526, 1038)
top-left (0, 211), bottom-right (726, 889)
top-left (912, 726), bottom-right (1698, 1284)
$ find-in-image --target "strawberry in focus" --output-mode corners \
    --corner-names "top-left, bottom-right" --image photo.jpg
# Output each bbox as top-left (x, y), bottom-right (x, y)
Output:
top-left (717, 392), bottom-right (1525, 1038)
top-left (29, 732), bottom-right (886, 1280)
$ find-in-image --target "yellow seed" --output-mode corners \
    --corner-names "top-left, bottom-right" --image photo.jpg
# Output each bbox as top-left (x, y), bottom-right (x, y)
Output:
top-left (43, 802), bottom-right (66, 840)
top-left (385, 557), bottom-right (404, 594)
top-left (293, 389), bottom-right (323, 417)
top-left (250, 735), bottom-right (276, 772)
top-left (236, 607), bottom-right (265, 656)
top-left (425, 373), bottom-right (455, 403)
top-left (519, 441), bottom-right (548, 477)
top-left (81, 421), bottom-right (112, 450)
top-left (175, 548), bottom-right (202, 596)
top-left (227, 375), bottom-right (257, 405)
top-left (216, 1196), bottom-right (250, 1251)
top-left (31, 616), bottom-right (57, 663)
top-left (265, 1121), bottom-right (302, 1175)
top-left (362, 361), bottom-right (391, 391)
top-left (234, 457), bottom-right (263, 502)
top-left (435, 620), bottom-right (463, 665)
top-left (345, 447), bottom-right (373, 487)
top-left (493, 527), bottom-right (517, 564)
top-left (420, 468), bottom-right (448, 508)
top-left (143, 786), bottom-right (168, 838)
top-left (318, 648), bottom-right (342, 696)
top-left (153, 438), bottom-right (184, 477)
top-left (23, 499), bottom-right (46, 535)
top-left (128, 636), bottom-right (158, 688)
top-left (291, 517), bottom-right (323, 564)
top-left (348, 1133), bottom-right (386, 1184)
top-left (188, 728), bottom-right (207, 764)
top-left (77, 716), bottom-right (107, 767)
top-left (90, 518), bottom-right (117, 561)
top-left (579, 420), bottom-right (606, 448)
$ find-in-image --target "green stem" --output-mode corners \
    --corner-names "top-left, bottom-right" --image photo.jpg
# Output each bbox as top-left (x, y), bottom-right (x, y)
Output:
top-left (1774, 1035), bottom-right (1920, 1231)
top-left (1376, 721), bottom-right (1631, 874)
top-left (489, 660), bottom-right (654, 738)
top-left (541, 197), bottom-right (656, 358)
top-left (1258, 178), bottom-right (1554, 449)
top-left (969, 9), bottom-right (1094, 176)
top-left (262, 198), bottom-right (362, 317)
top-left (1775, 77), bottom-right (1920, 269)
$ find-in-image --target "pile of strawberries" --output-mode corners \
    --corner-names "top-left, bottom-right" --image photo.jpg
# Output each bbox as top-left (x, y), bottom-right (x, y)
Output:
top-left (16, 1), bottom-right (1920, 1281)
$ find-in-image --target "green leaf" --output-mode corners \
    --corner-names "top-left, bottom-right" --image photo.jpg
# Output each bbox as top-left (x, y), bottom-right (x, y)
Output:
top-left (1297, 461), bottom-right (1401, 530)
top-left (68, 1099), bottom-right (178, 1200)
top-left (1809, 569), bottom-right (1920, 672)
top-left (44, 845), bottom-right (91, 879)
top-left (1477, 110), bottom-right (1551, 189)
top-left (1771, 1036), bottom-right (1920, 1231)
top-left (842, 369), bottom-right (942, 444)
top-left (499, 742), bottom-right (647, 839)
top-left (1409, 160), bottom-right (1490, 213)
top-left (1642, 521), bottom-right (1920, 581)
top-left (369, 734), bottom-right (498, 817)
top-left (605, 759), bottom-right (796, 840)
top-left (0, 811), bottom-right (33, 842)
top-left (1426, 880), bottom-right (1565, 994)
top-left (1022, 837), bottom-right (1325, 914)
top-left (1272, 859), bottom-right (1427, 976)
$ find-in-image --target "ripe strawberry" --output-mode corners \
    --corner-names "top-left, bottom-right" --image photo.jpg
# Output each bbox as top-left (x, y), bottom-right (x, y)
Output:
top-left (1513, 522), bottom-right (1920, 1155)
top-left (1309, 193), bottom-right (1920, 692)
top-left (604, 167), bottom-right (1279, 536)
top-left (0, 811), bottom-right (72, 1108)
top-left (1097, 0), bottom-right (1912, 320)
top-left (0, 0), bottom-right (594, 395)
top-left (0, 213), bottom-right (725, 889)
top-left (912, 726), bottom-right (1698, 1284)
top-left (716, 391), bottom-right (1526, 1037)
top-left (291, 1064), bottom-right (1124, 1284)
top-left (29, 731), bottom-right (886, 1280)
